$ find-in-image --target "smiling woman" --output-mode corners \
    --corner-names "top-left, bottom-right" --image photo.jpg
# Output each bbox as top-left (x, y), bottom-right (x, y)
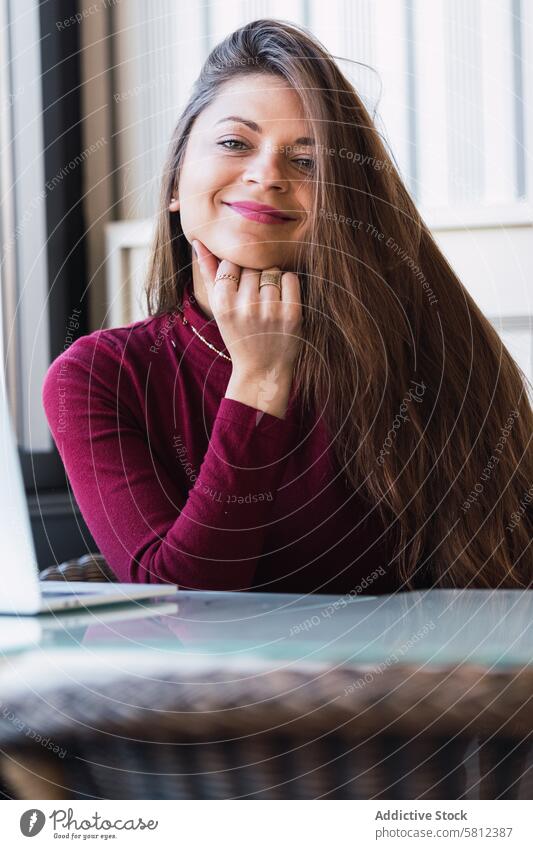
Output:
top-left (171, 73), bottom-right (315, 301)
top-left (42, 18), bottom-right (532, 594)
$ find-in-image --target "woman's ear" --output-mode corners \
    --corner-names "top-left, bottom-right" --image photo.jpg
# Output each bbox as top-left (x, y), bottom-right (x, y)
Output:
top-left (168, 196), bottom-right (180, 212)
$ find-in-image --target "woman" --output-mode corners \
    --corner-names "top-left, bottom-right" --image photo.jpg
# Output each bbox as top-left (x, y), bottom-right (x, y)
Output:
top-left (43, 19), bottom-right (532, 594)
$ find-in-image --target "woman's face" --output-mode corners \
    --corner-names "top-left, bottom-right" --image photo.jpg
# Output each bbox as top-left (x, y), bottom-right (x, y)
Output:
top-left (176, 73), bottom-right (314, 271)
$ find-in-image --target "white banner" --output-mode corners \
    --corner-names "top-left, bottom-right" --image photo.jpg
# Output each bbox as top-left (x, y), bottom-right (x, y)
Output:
top-left (1, 800), bottom-right (530, 847)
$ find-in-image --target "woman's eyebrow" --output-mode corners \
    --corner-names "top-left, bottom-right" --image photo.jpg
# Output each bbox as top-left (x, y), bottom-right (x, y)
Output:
top-left (214, 115), bottom-right (314, 145)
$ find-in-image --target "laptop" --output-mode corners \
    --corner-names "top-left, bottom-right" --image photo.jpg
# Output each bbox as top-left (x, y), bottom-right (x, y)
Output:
top-left (0, 600), bottom-right (180, 652)
top-left (0, 363), bottom-right (178, 615)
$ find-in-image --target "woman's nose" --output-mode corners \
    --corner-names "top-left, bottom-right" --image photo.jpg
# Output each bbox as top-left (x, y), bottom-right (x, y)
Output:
top-left (241, 148), bottom-right (287, 191)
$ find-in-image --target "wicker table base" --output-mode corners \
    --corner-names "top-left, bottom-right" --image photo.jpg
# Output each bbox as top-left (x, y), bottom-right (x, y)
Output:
top-left (7, 733), bottom-right (527, 800)
top-left (1, 664), bottom-right (532, 800)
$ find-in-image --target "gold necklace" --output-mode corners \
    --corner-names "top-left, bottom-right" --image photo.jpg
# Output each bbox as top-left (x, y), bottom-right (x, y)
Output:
top-left (177, 311), bottom-right (232, 361)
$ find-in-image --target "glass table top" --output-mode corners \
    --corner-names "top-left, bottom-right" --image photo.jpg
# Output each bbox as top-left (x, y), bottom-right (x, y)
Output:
top-left (2, 588), bottom-right (532, 669)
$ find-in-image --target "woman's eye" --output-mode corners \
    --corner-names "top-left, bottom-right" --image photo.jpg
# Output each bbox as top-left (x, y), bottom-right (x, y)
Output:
top-left (294, 158), bottom-right (314, 170)
top-left (218, 138), bottom-right (247, 150)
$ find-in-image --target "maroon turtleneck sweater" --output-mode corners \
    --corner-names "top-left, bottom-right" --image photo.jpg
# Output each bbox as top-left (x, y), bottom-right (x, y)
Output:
top-left (42, 279), bottom-right (397, 595)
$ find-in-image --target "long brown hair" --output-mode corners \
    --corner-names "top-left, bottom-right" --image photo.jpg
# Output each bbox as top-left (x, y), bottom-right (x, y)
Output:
top-left (145, 18), bottom-right (532, 590)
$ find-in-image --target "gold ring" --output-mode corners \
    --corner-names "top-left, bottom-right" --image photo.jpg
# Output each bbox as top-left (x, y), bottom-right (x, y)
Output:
top-left (259, 269), bottom-right (282, 292)
top-left (215, 272), bottom-right (239, 284)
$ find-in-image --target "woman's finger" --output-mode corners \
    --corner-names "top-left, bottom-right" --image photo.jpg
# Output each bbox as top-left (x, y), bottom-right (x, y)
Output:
top-left (236, 267), bottom-right (261, 306)
top-left (192, 239), bottom-right (218, 289)
top-left (279, 271), bottom-right (300, 303)
top-left (192, 239), bottom-right (242, 301)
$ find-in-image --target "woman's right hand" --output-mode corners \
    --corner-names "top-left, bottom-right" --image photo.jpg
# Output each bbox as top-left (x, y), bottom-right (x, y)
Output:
top-left (192, 239), bottom-right (303, 382)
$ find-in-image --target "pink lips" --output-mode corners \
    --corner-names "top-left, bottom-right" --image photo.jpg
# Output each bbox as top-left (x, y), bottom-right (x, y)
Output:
top-left (223, 201), bottom-right (295, 224)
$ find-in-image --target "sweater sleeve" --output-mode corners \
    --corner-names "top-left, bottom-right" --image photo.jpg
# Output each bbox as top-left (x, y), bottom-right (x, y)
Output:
top-left (41, 333), bottom-right (301, 591)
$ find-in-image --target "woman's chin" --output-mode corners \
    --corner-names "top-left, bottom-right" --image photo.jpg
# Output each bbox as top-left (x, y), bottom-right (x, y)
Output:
top-left (214, 244), bottom-right (287, 271)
